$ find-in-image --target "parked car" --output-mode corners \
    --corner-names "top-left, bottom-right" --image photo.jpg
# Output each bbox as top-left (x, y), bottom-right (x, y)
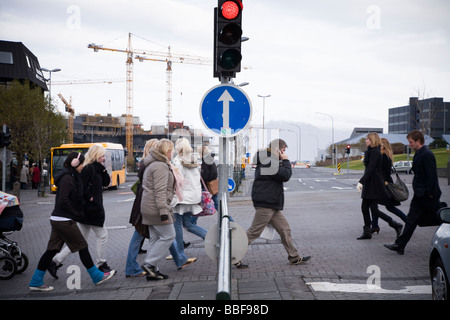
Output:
top-left (429, 207), bottom-right (450, 300)
top-left (392, 160), bottom-right (413, 174)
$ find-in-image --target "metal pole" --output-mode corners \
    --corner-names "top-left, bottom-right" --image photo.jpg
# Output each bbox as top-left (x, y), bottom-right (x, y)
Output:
top-left (216, 194), bottom-right (231, 300)
top-left (1, 125), bottom-right (6, 192)
top-left (216, 76), bottom-right (232, 299)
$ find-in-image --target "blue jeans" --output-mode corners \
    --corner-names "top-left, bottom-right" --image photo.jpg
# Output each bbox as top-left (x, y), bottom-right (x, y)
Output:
top-left (174, 212), bottom-right (207, 252)
top-left (125, 229), bottom-right (189, 276)
top-left (125, 230), bottom-right (145, 276)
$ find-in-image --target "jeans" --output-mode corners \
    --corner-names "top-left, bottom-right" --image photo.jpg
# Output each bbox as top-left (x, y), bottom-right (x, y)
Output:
top-left (371, 205), bottom-right (407, 228)
top-left (174, 212), bottom-right (207, 252)
top-left (125, 230), bottom-right (145, 276)
top-left (126, 229), bottom-right (188, 275)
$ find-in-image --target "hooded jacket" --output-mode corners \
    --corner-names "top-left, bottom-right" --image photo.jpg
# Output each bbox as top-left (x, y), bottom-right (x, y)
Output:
top-left (172, 154), bottom-right (201, 205)
top-left (140, 149), bottom-right (175, 225)
top-left (251, 148), bottom-right (292, 210)
top-left (52, 168), bottom-right (85, 221)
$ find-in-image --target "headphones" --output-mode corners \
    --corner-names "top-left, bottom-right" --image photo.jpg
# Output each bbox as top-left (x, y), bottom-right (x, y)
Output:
top-left (71, 153), bottom-right (81, 168)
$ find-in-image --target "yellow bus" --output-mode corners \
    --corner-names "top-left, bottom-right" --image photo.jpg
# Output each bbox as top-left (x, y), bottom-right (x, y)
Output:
top-left (50, 142), bottom-right (126, 192)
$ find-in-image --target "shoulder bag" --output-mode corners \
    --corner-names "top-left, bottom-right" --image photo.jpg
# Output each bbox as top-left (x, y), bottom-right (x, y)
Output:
top-left (197, 177), bottom-right (217, 217)
top-left (385, 169), bottom-right (409, 202)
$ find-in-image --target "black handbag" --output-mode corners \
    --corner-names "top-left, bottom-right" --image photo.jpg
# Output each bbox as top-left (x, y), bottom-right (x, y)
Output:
top-left (385, 171), bottom-right (409, 202)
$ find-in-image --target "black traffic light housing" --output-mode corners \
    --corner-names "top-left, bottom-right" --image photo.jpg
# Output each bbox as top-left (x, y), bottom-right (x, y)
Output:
top-left (346, 145), bottom-right (351, 154)
top-left (214, 0), bottom-right (243, 79)
top-left (0, 126), bottom-right (11, 147)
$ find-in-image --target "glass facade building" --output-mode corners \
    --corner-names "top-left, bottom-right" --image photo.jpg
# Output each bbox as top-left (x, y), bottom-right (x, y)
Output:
top-left (388, 97), bottom-right (450, 138)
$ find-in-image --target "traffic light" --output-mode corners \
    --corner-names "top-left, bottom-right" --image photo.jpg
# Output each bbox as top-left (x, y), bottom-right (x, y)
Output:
top-left (346, 145), bottom-right (351, 154)
top-left (214, 0), bottom-right (243, 79)
top-left (1, 126), bottom-right (11, 147)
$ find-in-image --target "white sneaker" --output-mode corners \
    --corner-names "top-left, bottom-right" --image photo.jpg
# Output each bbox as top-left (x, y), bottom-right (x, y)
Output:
top-left (96, 270), bottom-right (116, 285)
top-left (29, 285), bottom-right (54, 292)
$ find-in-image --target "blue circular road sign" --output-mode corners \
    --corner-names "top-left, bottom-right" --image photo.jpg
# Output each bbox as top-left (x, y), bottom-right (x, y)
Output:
top-left (200, 84), bottom-right (252, 137)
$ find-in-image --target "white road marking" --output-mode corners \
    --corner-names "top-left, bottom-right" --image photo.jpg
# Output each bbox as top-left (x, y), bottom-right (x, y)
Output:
top-left (307, 282), bottom-right (431, 295)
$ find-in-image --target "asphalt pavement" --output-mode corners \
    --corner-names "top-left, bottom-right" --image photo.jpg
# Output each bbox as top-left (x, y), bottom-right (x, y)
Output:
top-left (1, 167), bottom-right (449, 310)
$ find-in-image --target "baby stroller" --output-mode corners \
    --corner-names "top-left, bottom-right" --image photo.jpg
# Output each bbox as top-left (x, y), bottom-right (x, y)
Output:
top-left (0, 192), bottom-right (28, 280)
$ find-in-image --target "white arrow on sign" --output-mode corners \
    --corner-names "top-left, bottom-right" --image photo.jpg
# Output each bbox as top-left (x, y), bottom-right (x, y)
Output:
top-left (218, 89), bottom-right (234, 128)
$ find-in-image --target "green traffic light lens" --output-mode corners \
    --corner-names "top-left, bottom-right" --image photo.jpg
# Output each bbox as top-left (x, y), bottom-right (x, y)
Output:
top-left (220, 49), bottom-right (242, 70)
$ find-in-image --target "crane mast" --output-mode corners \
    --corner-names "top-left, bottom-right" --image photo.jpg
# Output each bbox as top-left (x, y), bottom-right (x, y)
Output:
top-left (57, 93), bottom-right (75, 144)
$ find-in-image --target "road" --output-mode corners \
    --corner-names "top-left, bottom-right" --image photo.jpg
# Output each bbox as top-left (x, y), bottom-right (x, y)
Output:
top-left (0, 166), bottom-right (447, 303)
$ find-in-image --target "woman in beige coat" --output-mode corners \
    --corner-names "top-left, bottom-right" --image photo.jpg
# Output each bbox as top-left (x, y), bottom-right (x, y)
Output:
top-left (140, 139), bottom-right (176, 280)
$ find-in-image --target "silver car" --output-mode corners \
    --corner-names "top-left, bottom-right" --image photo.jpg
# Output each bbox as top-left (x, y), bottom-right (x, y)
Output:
top-left (392, 160), bottom-right (413, 174)
top-left (429, 207), bottom-right (450, 300)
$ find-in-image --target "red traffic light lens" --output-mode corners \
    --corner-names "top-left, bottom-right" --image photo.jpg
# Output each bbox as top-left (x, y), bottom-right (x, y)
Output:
top-left (221, 1), bottom-right (240, 20)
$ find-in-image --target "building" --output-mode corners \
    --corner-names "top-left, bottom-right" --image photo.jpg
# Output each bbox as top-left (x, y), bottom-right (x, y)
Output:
top-left (72, 113), bottom-right (209, 156)
top-left (0, 40), bottom-right (48, 91)
top-left (389, 97), bottom-right (450, 138)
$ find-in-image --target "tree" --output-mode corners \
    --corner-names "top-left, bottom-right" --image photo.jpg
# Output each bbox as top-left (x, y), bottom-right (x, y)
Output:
top-left (0, 80), bottom-right (67, 166)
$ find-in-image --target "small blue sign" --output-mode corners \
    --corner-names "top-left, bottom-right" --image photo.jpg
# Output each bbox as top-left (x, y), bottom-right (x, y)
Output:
top-left (228, 178), bottom-right (236, 192)
top-left (200, 84), bottom-right (252, 137)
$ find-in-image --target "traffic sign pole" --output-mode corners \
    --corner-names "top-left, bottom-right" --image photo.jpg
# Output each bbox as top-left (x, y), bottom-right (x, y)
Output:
top-left (218, 78), bottom-right (231, 220)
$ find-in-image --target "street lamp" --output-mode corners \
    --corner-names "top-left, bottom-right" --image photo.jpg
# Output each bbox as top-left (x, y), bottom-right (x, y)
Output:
top-left (40, 67), bottom-right (61, 101)
top-left (316, 112), bottom-right (335, 168)
top-left (257, 94), bottom-right (270, 146)
top-left (288, 122), bottom-right (302, 162)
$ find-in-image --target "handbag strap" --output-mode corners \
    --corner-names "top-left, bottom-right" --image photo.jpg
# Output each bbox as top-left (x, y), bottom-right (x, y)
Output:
top-left (200, 176), bottom-right (209, 191)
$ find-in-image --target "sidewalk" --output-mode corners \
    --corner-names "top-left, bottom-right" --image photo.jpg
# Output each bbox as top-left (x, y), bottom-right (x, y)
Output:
top-left (0, 169), bottom-right (448, 303)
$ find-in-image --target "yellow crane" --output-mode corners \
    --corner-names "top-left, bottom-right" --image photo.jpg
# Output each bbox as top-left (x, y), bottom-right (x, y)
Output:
top-left (57, 93), bottom-right (75, 143)
top-left (135, 46), bottom-right (210, 124)
top-left (88, 33), bottom-right (136, 163)
top-left (88, 33), bottom-right (212, 160)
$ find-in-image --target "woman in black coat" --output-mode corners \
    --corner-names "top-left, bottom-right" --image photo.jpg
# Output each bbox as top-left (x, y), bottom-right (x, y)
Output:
top-left (51, 144), bottom-right (112, 277)
top-left (356, 133), bottom-right (402, 239)
top-left (29, 152), bottom-right (115, 291)
top-left (370, 138), bottom-right (406, 233)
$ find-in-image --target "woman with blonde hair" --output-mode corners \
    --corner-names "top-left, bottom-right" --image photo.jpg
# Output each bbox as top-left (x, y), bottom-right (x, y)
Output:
top-left (140, 139), bottom-right (195, 280)
top-left (370, 138), bottom-right (406, 234)
top-left (49, 144), bottom-right (112, 278)
top-left (356, 133), bottom-right (402, 239)
top-left (172, 138), bottom-right (207, 253)
top-left (125, 139), bottom-right (158, 277)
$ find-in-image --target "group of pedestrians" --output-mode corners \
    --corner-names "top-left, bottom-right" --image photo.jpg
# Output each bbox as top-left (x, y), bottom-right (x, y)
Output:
top-left (126, 138), bottom-right (211, 280)
top-left (28, 129), bottom-right (443, 291)
top-left (356, 130), bottom-right (444, 255)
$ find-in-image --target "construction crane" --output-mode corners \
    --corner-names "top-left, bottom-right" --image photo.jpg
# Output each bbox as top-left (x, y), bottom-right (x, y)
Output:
top-left (57, 93), bottom-right (75, 143)
top-left (135, 46), bottom-right (211, 124)
top-left (88, 33), bottom-right (135, 163)
top-left (52, 79), bottom-right (125, 85)
top-left (87, 33), bottom-right (212, 162)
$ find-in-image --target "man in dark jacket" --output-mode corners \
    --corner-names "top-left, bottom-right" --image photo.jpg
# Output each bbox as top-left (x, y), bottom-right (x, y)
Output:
top-left (236, 139), bottom-right (311, 268)
top-left (385, 130), bottom-right (442, 254)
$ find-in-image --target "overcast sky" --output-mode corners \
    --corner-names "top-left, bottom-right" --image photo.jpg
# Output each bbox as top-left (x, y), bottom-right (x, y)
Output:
top-left (1, 0), bottom-right (449, 160)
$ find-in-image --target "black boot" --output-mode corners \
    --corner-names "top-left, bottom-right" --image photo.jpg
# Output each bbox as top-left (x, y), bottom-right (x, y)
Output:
top-left (357, 227), bottom-right (372, 240)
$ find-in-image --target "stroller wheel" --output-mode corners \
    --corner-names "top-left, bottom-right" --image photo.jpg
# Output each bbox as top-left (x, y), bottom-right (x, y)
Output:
top-left (0, 256), bottom-right (17, 280)
top-left (11, 252), bottom-right (28, 274)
